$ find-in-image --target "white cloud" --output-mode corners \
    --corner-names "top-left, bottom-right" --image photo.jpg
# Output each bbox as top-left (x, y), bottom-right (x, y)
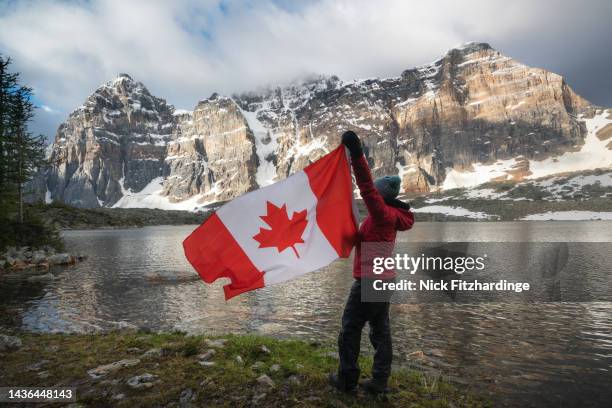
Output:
top-left (40, 104), bottom-right (58, 114)
top-left (0, 0), bottom-right (609, 139)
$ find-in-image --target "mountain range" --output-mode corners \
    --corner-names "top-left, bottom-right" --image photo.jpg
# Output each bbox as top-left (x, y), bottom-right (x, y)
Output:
top-left (29, 42), bottom-right (612, 211)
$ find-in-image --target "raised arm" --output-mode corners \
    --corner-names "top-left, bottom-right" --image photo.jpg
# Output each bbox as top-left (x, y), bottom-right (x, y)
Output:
top-left (341, 131), bottom-right (390, 223)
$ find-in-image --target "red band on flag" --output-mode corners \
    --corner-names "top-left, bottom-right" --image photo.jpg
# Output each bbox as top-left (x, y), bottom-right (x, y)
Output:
top-left (183, 213), bottom-right (264, 300)
top-left (304, 146), bottom-right (358, 257)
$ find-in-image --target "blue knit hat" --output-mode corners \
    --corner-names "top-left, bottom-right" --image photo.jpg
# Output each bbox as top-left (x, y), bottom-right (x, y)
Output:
top-left (374, 176), bottom-right (401, 200)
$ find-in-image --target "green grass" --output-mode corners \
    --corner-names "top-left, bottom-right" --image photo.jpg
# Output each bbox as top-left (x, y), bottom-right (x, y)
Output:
top-left (0, 331), bottom-right (490, 407)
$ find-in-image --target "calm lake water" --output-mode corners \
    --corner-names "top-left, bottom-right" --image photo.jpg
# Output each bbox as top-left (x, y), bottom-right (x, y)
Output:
top-left (2, 222), bottom-right (612, 407)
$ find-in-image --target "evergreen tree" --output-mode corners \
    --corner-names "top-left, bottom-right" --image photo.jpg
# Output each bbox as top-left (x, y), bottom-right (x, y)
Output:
top-left (9, 86), bottom-right (46, 222)
top-left (0, 55), bottom-right (48, 247)
top-left (0, 56), bottom-right (20, 214)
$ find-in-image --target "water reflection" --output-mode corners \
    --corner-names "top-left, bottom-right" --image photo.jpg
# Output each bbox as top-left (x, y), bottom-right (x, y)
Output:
top-left (0, 222), bottom-right (611, 407)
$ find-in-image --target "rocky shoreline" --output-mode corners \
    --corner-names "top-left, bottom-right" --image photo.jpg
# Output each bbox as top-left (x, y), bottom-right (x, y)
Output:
top-left (0, 331), bottom-right (490, 407)
top-left (0, 246), bottom-right (86, 274)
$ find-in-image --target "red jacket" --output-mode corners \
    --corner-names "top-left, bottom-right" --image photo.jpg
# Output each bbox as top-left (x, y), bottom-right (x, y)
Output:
top-left (351, 154), bottom-right (414, 279)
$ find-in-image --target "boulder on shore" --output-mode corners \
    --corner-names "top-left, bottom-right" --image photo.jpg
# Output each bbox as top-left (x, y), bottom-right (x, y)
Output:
top-left (127, 373), bottom-right (160, 389)
top-left (1, 246), bottom-right (85, 272)
top-left (87, 358), bottom-right (141, 379)
top-left (0, 334), bottom-right (22, 352)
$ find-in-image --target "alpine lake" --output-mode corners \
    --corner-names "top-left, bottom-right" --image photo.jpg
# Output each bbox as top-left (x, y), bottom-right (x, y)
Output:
top-left (1, 221), bottom-right (611, 407)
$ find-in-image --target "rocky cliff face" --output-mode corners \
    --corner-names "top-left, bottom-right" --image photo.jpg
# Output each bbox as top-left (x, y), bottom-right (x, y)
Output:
top-left (161, 94), bottom-right (258, 203)
top-left (43, 74), bottom-right (175, 207)
top-left (38, 76), bottom-right (258, 209)
top-left (233, 42), bottom-right (593, 193)
top-left (34, 43), bottom-right (610, 209)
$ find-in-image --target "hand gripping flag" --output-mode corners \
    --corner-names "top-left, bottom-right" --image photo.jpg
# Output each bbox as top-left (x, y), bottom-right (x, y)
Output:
top-left (183, 146), bottom-right (358, 299)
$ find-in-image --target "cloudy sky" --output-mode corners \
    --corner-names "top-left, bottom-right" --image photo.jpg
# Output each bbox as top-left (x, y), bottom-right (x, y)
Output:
top-left (1, 0), bottom-right (610, 141)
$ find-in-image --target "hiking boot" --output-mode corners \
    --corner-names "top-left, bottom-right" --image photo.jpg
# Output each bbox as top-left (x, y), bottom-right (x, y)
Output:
top-left (360, 378), bottom-right (389, 394)
top-left (328, 373), bottom-right (356, 393)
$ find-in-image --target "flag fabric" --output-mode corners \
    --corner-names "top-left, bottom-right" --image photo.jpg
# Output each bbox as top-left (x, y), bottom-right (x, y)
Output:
top-left (183, 146), bottom-right (359, 300)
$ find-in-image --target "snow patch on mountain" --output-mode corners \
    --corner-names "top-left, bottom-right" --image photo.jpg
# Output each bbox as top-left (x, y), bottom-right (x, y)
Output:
top-left (112, 177), bottom-right (212, 211)
top-left (441, 110), bottom-right (612, 190)
top-left (527, 111), bottom-right (612, 178)
top-left (412, 205), bottom-right (497, 219)
top-left (442, 157), bottom-right (520, 189)
top-left (35, 44), bottom-right (611, 210)
top-left (292, 136), bottom-right (328, 158)
top-left (241, 107), bottom-right (279, 187)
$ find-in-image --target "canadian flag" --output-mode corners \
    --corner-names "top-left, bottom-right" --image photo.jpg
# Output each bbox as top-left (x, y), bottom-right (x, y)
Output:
top-left (183, 146), bottom-right (358, 299)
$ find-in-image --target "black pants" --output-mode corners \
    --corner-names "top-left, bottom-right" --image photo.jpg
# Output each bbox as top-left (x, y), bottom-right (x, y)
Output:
top-left (337, 279), bottom-right (392, 388)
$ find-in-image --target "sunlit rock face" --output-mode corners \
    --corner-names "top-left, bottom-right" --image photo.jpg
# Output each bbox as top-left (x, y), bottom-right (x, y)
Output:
top-left (35, 43), bottom-right (604, 209)
top-left (43, 74), bottom-right (175, 208)
top-left (39, 77), bottom-right (258, 208)
top-left (391, 43), bottom-right (590, 192)
top-left (162, 94), bottom-right (258, 203)
top-left (234, 43), bottom-right (593, 194)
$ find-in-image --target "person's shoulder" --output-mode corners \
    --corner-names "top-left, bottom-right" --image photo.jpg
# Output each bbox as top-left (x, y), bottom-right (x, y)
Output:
top-left (393, 207), bottom-right (414, 230)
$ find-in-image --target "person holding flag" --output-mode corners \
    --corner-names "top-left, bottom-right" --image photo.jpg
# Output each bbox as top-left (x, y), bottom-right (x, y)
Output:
top-left (184, 129), bottom-right (413, 395)
top-left (329, 131), bottom-right (414, 395)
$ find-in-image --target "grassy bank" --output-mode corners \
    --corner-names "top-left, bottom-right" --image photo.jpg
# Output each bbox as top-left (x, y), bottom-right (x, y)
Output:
top-left (0, 331), bottom-right (489, 407)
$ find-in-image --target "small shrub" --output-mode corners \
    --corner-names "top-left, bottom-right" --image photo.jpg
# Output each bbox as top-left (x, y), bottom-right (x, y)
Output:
top-left (0, 211), bottom-right (64, 252)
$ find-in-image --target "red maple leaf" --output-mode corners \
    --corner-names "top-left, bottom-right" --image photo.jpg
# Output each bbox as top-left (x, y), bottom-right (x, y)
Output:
top-left (252, 201), bottom-right (308, 258)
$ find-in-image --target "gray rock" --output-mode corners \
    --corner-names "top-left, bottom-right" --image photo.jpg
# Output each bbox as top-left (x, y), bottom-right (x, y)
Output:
top-left (112, 393), bottom-right (125, 400)
top-left (235, 355), bottom-right (244, 365)
top-left (198, 361), bottom-right (215, 367)
top-left (269, 363), bottom-right (280, 372)
top-left (256, 374), bottom-right (275, 388)
top-left (27, 360), bottom-right (49, 371)
top-left (142, 348), bottom-right (162, 358)
top-left (37, 371), bottom-right (50, 379)
top-left (196, 349), bottom-right (216, 361)
top-left (31, 250), bottom-right (47, 264)
top-left (252, 393), bottom-right (267, 405)
top-left (0, 334), bottom-right (22, 352)
top-left (287, 374), bottom-right (300, 386)
top-left (127, 373), bottom-right (160, 389)
top-left (47, 253), bottom-right (73, 266)
top-left (323, 351), bottom-right (339, 360)
top-left (179, 388), bottom-right (195, 406)
top-left (115, 321), bottom-right (139, 331)
top-left (260, 345), bottom-right (271, 355)
top-left (87, 358), bottom-right (140, 379)
top-left (204, 339), bottom-right (226, 348)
